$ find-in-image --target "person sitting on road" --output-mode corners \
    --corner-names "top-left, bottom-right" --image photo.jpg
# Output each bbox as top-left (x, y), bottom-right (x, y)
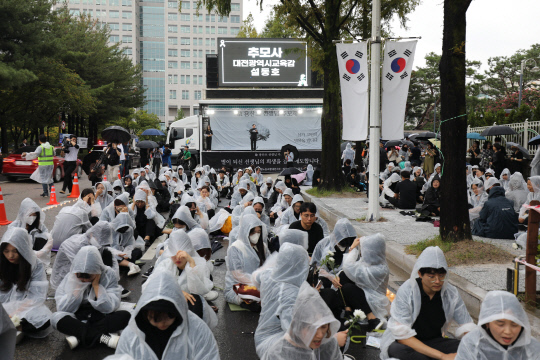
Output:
top-left (123, 175), bottom-right (135, 198)
top-left (472, 178), bottom-right (518, 239)
top-left (346, 167), bottom-right (366, 192)
top-left (260, 177), bottom-right (274, 202)
top-left (50, 202), bottom-right (93, 250)
top-left (277, 194), bottom-right (303, 227)
top-left (253, 196), bottom-right (271, 228)
top-left (93, 182), bottom-right (114, 212)
top-left (52, 246), bottom-right (130, 350)
top-left (112, 179), bottom-right (124, 198)
top-left (413, 166), bottom-right (426, 203)
top-left (73, 188), bottom-right (103, 225)
top-left (456, 291), bottom-right (540, 359)
top-left (181, 193), bottom-right (209, 230)
top-left (505, 172), bottom-right (529, 214)
top-left (130, 189), bottom-right (165, 247)
top-left (385, 171), bottom-right (417, 209)
top-left (188, 228), bottom-right (216, 290)
top-left (230, 180), bottom-right (249, 208)
top-left (100, 192), bottom-right (134, 223)
top-left (289, 202), bottom-right (325, 255)
top-left (115, 270), bottom-right (220, 360)
top-left (197, 185), bottom-right (216, 220)
top-left (380, 246), bottom-right (475, 360)
top-left (284, 175), bottom-right (300, 195)
top-left (380, 173), bottom-right (401, 207)
top-left (216, 170), bottom-right (231, 199)
top-left (269, 185), bottom-right (293, 222)
top-left (499, 168), bottom-right (511, 191)
top-left (0, 228), bottom-right (52, 341)
top-left (469, 178), bottom-right (488, 223)
top-left (149, 179), bottom-right (170, 214)
top-left (518, 175), bottom-right (540, 224)
top-left (111, 212), bottom-right (143, 276)
top-left (421, 175), bottom-right (441, 216)
top-left (231, 193), bottom-right (256, 227)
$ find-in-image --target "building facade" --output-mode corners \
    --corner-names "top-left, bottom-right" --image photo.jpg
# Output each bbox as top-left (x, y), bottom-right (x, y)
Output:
top-left (56, 0), bottom-right (243, 128)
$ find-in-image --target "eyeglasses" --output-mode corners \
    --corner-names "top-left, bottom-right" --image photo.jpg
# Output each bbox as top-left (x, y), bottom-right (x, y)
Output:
top-left (426, 274), bottom-right (446, 283)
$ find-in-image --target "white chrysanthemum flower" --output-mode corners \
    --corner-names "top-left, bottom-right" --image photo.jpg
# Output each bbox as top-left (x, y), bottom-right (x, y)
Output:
top-left (11, 315), bottom-right (21, 327)
top-left (512, 243), bottom-right (518, 250)
top-left (328, 251), bottom-right (334, 256)
top-left (329, 257), bottom-right (335, 262)
top-left (353, 309), bottom-right (366, 320)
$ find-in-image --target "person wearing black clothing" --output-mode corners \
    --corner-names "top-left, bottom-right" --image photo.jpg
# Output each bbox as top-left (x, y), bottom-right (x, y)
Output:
top-left (386, 171), bottom-right (417, 209)
top-left (346, 168), bottom-right (365, 192)
top-left (106, 142), bottom-right (122, 181)
top-left (204, 125), bottom-right (213, 150)
top-left (409, 143), bottom-right (421, 167)
top-left (88, 163), bottom-right (105, 187)
top-left (490, 143), bottom-right (505, 178)
top-left (61, 135), bottom-right (80, 194)
top-left (509, 145), bottom-right (523, 174)
top-left (312, 166), bottom-right (321, 186)
top-left (140, 148), bottom-right (149, 167)
top-left (284, 175), bottom-right (300, 195)
top-left (19, 139), bottom-right (28, 148)
top-left (342, 159), bottom-right (352, 176)
top-left (288, 202), bottom-right (324, 254)
top-left (421, 175), bottom-right (441, 216)
top-left (249, 124), bottom-right (258, 151)
top-left (131, 189), bottom-right (162, 247)
top-left (151, 180), bottom-right (171, 213)
top-left (379, 142), bottom-right (388, 172)
top-left (468, 141), bottom-right (481, 166)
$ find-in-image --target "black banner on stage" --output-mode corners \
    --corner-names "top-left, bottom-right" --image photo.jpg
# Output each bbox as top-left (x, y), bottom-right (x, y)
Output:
top-left (202, 150), bottom-right (321, 173)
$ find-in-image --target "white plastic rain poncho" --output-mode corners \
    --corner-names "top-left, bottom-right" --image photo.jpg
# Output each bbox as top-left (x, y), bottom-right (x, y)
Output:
top-left (0, 228), bottom-right (52, 337)
top-left (343, 233), bottom-right (390, 319)
top-left (466, 165), bottom-right (474, 189)
top-left (115, 270), bottom-right (220, 360)
top-left (380, 246), bottom-right (476, 359)
top-left (24, 142), bottom-right (54, 184)
top-left (228, 207), bottom-right (260, 245)
top-left (172, 205), bottom-right (202, 232)
top-left (253, 196), bottom-right (271, 228)
top-left (254, 243), bottom-right (309, 357)
top-left (380, 173), bottom-right (401, 205)
top-left (8, 198), bottom-right (53, 266)
top-left (50, 205), bottom-right (92, 250)
top-left (0, 303), bottom-right (16, 359)
top-left (518, 176), bottom-right (540, 220)
top-left (499, 168), bottom-right (511, 191)
top-left (94, 182), bottom-right (114, 210)
top-left (230, 180), bottom-right (248, 208)
top-left (225, 214), bottom-right (270, 305)
top-left (469, 178), bottom-right (488, 221)
top-left (278, 228), bottom-right (309, 250)
top-left (506, 172), bottom-right (529, 213)
top-left (50, 221), bottom-right (114, 289)
top-left (132, 189), bottom-right (166, 229)
top-left (112, 179), bottom-right (124, 197)
top-left (456, 291), bottom-right (540, 360)
top-left (207, 209), bottom-right (231, 234)
top-left (189, 228), bottom-right (214, 274)
top-left (342, 143), bottom-right (355, 164)
top-left (73, 194), bottom-right (102, 219)
top-left (316, 215), bottom-right (331, 238)
top-left (304, 164), bottom-right (314, 186)
top-left (111, 212), bottom-right (139, 259)
top-left (530, 147), bottom-right (540, 177)
top-left (422, 163), bottom-right (442, 193)
top-left (52, 246), bottom-right (122, 329)
top-left (260, 178), bottom-right (274, 199)
top-left (100, 192), bottom-right (134, 222)
top-left (261, 282), bottom-right (342, 360)
top-left (231, 193), bottom-right (255, 227)
top-left (277, 194), bottom-right (303, 227)
top-left (403, 161), bottom-right (413, 173)
top-left (380, 162), bottom-right (395, 182)
top-left (180, 193), bottom-right (209, 229)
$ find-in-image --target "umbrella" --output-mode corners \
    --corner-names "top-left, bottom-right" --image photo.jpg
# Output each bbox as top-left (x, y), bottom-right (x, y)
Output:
top-left (480, 126), bottom-right (517, 136)
top-left (528, 135), bottom-right (540, 146)
top-left (384, 140), bottom-right (402, 147)
top-left (428, 138), bottom-right (441, 149)
top-left (130, 133), bottom-right (138, 139)
top-left (136, 140), bottom-right (160, 149)
top-left (401, 140), bottom-right (414, 147)
top-left (101, 125), bottom-right (131, 143)
top-left (141, 128), bottom-right (165, 136)
top-left (280, 144), bottom-right (299, 162)
top-left (279, 167), bottom-right (302, 176)
top-left (506, 142), bottom-right (530, 159)
top-left (467, 132), bottom-right (486, 140)
top-left (82, 150), bottom-right (104, 175)
top-left (414, 132), bottom-right (441, 140)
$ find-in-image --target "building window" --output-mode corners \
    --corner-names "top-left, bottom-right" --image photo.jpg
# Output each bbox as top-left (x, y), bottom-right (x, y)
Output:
top-left (168, 1), bottom-right (176, 8)
top-left (108, 23), bottom-right (120, 30)
top-left (231, 3), bottom-right (240, 11)
top-left (193, 108), bottom-right (199, 115)
top-left (170, 90), bottom-right (177, 99)
top-left (195, 14), bottom-right (203, 22)
top-left (181, 37), bottom-right (190, 45)
top-left (230, 27), bottom-right (240, 35)
top-left (182, 90), bottom-right (189, 100)
top-left (69, 9), bottom-right (80, 16)
top-left (121, 0), bottom-right (132, 6)
top-left (168, 49), bottom-right (178, 57)
top-left (123, 47), bottom-right (133, 55)
top-left (109, 35), bottom-right (120, 43)
top-left (181, 1), bottom-right (190, 9)
top-left (231, 15), bottom-right (240, 23)
top-left (122, 11), bottom-right (132, 18)
top-left (194, 90), bottom-right (202, 100)
top-left (82, 0), bottom-right (93, 4)
top-left (218, 15), bottom-right (228, 23)
top-left (205, 26), bottom-right (210, 34)
top-left (168, 74), bottom-right (178, 84)
top-left (180, 25), bottom-right (190, 33)
top-left (109, 10), bottom-right (120, 18)
top-left (122, 35), bottom-right (132, 43)
top-left (168, 37), bottom-right (178, 45)
top-left (168, 61), bottom-right (178, 69)
top-left (181, 49), bottom-right (190, 57)
top-left (122, 23), bottom-right (132, 31)
top-left (168, 13), bottom-right (178, 21)
top-left (168, 25), bottom-right (178, 33)
top-left (205, 38), bottom-right (210, 46)
top-left (109, 0), bottom-right (119, 5)
top-left (180, 13), bottom-right (190, 21)
top-left (181, 61), bottom-right (190, 69)
top-left (218, 27), bottom-right (227, 34)
top-left (181, 75), bottom-right (191, 84)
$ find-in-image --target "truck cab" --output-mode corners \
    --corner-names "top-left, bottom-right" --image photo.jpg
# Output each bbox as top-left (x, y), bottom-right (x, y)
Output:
top-left (167, 115), bottom-right (199, 169)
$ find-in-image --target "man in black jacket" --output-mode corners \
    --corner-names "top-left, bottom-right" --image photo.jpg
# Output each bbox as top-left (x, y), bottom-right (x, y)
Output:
top-left (390, 171), bottom-right (417, 209)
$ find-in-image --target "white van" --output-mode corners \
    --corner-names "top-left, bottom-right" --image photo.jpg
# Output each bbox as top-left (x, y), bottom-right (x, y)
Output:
top-left (166, 115), bottom-right (199, 169)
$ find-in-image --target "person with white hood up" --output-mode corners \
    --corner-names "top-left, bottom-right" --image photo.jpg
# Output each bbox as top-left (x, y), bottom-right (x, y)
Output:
top-left (115, 270), bottom-right (220, 360)
top-left (305, 164), bottom-right (315, 186)
top-left (100, 192), bottom-right (134, 223)
top-left (518, 175), bottom-right (540, 223)
top-left (252, 196), bottom-right (271, 228)
top-left (20, 134), bottom-right (54, 197)
top-left (52, 246), bottom-right (130, 350)
top-left (260, 177), bottom-right (274, 201)
top-left (224, 214), bottom-right (270, 310)
top-left (73, 188), bottom-right (103, 224)
top-left (277, 194), bottom-right (303, 227)
top-left (469, 178), bottom-right (488, 222)
top-left (456, 291), bottom-right (540, 359)
top-left (131, 189), bottom-right (165, 247)
top-left (181, 193), bottom-right (209, 230)
top-left (0, 228), bottom-right (52, 340)
top-left (269, 184), bottom-right (292, 221)
top-left (50, 202), bottom-right (93, 250)
top-left (230, 180), bottom-right (249, 208)
top-left (499, 168), bottom-right (511, 191)
top-left (381, 246), bottom-right (475, 360)
top-left (261, 282), bottom-right (343, 360)
top-left (111, 212), bottom-right (143, 276)
top-left (342, 143), bottom-right (355, 165)
top-left (506, 172), bottom-right (529, 213)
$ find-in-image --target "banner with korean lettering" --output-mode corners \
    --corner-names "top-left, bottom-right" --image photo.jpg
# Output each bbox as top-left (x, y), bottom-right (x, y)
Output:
top-left (381, 40), bottom-right (417, 140)
top-left (336, 42), bottom-right (369, 141)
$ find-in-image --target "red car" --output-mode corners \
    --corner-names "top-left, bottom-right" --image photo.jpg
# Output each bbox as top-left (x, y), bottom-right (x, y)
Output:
top-left (2, 146), bottom-right (69, 182)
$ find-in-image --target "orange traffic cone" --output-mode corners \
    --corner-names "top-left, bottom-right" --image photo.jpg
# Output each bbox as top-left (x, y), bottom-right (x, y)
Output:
top-left (0, 186), bottom-right (12, 225)
top-left (103, 174), bottom-right (108, 182)
top-left (68, 174), bottom-right (80, 198)
top-left (47, 185), bottom-right (60, 206)
top-left (118, 168), bottom-right (122, 180)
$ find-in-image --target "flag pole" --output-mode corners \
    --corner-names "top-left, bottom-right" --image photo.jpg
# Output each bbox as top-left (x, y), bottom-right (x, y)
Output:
top-left (367, 0), bottom-right (381, 221)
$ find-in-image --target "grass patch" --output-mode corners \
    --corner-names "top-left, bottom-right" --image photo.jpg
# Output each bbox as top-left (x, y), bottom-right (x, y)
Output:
top-left (356, 216), bottom-right (367, 222)
top-left (405, 235), bottom-right (512, 266)
top-left (306, 186), bottom-right (364, 198)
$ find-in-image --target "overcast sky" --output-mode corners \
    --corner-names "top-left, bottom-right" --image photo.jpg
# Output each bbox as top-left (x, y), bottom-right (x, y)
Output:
top-left (243, 0), bottom-right (540, 72)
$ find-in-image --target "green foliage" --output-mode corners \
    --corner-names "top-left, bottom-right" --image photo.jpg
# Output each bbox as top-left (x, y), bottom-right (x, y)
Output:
top-left (116, 109), bottom-right (161, 138)
top-left (405, 235), bottom-right (453, 255)
top-left (236, 13), bottom-right (259, 38)
top-left (174, 109), bottom-right (186, 121)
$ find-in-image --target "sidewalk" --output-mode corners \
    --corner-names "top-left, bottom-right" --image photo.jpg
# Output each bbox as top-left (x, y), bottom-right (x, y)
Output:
top-left (301, 187), bottom-right (540, 339)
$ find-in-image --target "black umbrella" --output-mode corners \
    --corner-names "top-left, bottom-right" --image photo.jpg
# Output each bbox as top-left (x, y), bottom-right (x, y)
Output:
top-left (82, 150), bottom-right (104, 175)
top-left (101, 126), bottom-right (131, 143)
top-left (401, 140), bottom-right (414, 147)
top-left (280, 144), bottom-right (299, 162)
top-left (506, 142), bottom-right (530, 159)
top-left (481, 126), bottom-right (517, 136)
top-left (414, 132), bottom-right (441, 140)
top-left (136, 140), bottom-right (160, 149)
top-left (384, 140), bottom-right (402, 147)
top-left (279, 167), bottom-right (302, 176)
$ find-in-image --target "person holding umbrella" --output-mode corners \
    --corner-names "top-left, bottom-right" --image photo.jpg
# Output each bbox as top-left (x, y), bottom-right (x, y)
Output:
top-left (510, 145), bottom-right (524, 174)
top-left (285, 150), bottom-right (294, 168)
top-left (106, 142), bottom-right (122, 182)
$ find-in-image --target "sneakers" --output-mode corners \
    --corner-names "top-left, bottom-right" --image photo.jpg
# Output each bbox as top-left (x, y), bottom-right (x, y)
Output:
top-left (66, 335), bottom-right (79, 349)
top-left (40, 193), bottom-right (48, 197)
top-left (127, 263), bottom-right (141, 276)
top-left (121, 288), bottom-right (131, 298)
top-left (142, 266), bottom-right (154, 279)
top-left (367, 318), bottom-right (383, 332)
top-left (16, 331), bottom-right (24, 344)
top-left (59, 190), bottom-right (65, 194)
top-left (204, 290), bottom-right (219, 301)
top-left (99, 333), bottom-right (120, 349)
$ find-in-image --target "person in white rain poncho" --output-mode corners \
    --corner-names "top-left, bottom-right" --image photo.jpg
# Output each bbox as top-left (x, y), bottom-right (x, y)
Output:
top-left (116, 270), bottom-right (220, 360)
top-left (8, 198), bottom-right (53, 266)
top-left (380, 173), bottom-right (401, 206)
top-left (111, 212), bottom-right (143, 276)
top-left (0, 228), bottom-right (52, 338)
top-left (100, 192), bottom-right (134, 222)
top-left (0, 303), bottom-right (16, 359)
top-left (253, 243), bottom-right (310, 358)
top-left (530, 147), bottom-right (540, 177)
top-left (188, 228), bottom-right (214, 273)
top-left (51, 221), bottom-right (116, 289)
top-left (230, 181), bottom-right (248, 208)
top-left (231, 192), bottom-right (255, 227)
top-left (149, 231), bottom-right (217, 329)
top-left (343, 233), bottom-right (390, 323)
top-left (277, 194), bottom-right (303, 227)
top-left (225, 214), bottom-right (270, 310)
top-left (94, 182), bottom-right (114, 212)
top-left (197, 185), bottom-right (216, 219)
top-left (262, 282), bottom-right (343, 360)
top-left (227, 207), bottom-right (260, 246)
top-left (180, 193), bottom-right (209, 230)
top-left (252, 196), bottom-right (271, 228)
top-left (51, 203), bottom-right (93, 250)
top-left (381, 246), bottom-right (475, 360)
top-left (466, 165), bottom-right (474, 190)
top-left (278, 228), bottom-right (309, 250)
top-left (380, 162), bottom-right (395, 182)
top-left (131, 189), bottom-right (165, 247)
top-left (21, 134), bottom-right (54, 197)
top-left (52, 246), bottom-right (130, 350)
top-left (260, 177), bottom-right (274, 200)
top-left (422, 163), bottom-right (442, 194)
top-left (499, 168), bottom-right (511, 191)
top-left (73, 188), bottom-right (103, 224)
top-left (456, 291), bottom-right (540, 360)
top-left (342, 143), bottom-right (355, 165)
top-left (305, 164), bottom-right (315, 186)
top-left (268, 181), bottom-right (288, 220)
top-left (112, 179), bottom-right (124, 198)
top-left (469, 178), bottom-right (488, 222)
top-left (506, 172), bottom-right (529, 213)
top-left (518, 176), bottom-right (540, 223)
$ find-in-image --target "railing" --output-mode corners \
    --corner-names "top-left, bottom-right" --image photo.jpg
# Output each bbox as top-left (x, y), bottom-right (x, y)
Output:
top-left (468, 120), bottom-right (540, 155)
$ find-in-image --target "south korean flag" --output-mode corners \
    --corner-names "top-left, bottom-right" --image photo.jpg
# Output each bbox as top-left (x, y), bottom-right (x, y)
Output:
top-left (381, 40), bottom-right (417, 141)
top-left (336, 42), bottom-right (369, 141)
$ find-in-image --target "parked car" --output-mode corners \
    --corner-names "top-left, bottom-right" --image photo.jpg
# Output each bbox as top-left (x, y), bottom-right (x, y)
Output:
top-left (2, 146), bottom-right (67, 182)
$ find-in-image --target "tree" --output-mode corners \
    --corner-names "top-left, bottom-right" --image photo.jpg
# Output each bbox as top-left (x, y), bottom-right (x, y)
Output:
top-left (115, 109), bottom-right (161, 138)
top-left (236, 13), bottom-right (259, 38)
top-left (174, 108), bottom-right (186, 121)
top-left (260, 9), bottom-right (301, 38)
top-left (439, 0), bottom-right (473, 242)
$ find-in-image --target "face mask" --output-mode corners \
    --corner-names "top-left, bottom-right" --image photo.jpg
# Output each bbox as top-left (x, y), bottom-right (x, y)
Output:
top-left (336, 243), bottom-right (346, 252)
top-left (26, 215), bottom-right (37, 225)
top-left (190, 210), bottom-right (197, 217)
top-left (114, 190), bottom-right (121, 195)
top-left (255, 210), bottom-right (262, 215)
top-left (249, 233), bottom-right (259, 244)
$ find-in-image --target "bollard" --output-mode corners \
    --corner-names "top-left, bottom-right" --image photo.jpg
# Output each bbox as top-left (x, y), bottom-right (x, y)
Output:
top-left (526, 200), bottom-right (540, 306)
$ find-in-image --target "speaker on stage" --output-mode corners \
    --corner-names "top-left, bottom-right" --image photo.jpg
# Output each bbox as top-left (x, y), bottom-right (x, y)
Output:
top-left (206, 54), bottom-right (218, 88)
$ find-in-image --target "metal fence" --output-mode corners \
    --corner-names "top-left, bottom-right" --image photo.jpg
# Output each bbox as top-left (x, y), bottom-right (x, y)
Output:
top-left (468, 120), bottom-right (540, 155)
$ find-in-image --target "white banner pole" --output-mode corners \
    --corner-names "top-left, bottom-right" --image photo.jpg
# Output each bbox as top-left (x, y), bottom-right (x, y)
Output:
top-left (367, 0), bottom-right (381, 221)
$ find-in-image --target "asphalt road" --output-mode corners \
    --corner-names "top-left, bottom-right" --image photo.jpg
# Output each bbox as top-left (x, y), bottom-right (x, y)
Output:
top-left (0, 173), bottom-right (389, 360)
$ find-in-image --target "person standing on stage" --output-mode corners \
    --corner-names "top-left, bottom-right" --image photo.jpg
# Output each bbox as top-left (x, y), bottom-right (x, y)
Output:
top-left (205, 125), bottom-right (213, 151)
top-left (60, 135), bottom-right (79, 195)
top-left (285, 150), bottom-right (295, 168)
top-left (250, 124), bottom-right (258, 151)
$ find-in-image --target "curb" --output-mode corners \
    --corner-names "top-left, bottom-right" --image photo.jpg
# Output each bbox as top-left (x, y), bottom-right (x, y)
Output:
top-left (301, 190), bottom-right (540, 339)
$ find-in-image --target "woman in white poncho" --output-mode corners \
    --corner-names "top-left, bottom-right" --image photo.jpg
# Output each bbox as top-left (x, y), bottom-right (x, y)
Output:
top-left (518, 176), bottom-right (540, 223)
top-left (111, 212), bottom-right (143, 276)
top-left (341, 143), bottom-right (355, 164)
top-left (50, 203), bottom-right (93, 251)
top-left (0, 228), bottom-right (52, 338)
top-left (94, 182), bottom-right (114, 211)
top-left (506, 172), bottom-right (529, 213)
top-left (115, 270), bottom-right (220, 360)
top-left (252, 196), bottom-right (271, 228)
top-left (499, 168), bottom-right (511, 191)
top-left (100, 192), bottom-right (134, 222)
top-left (262, 282), bottom-right (343, 360)
top-left (277, 194), bottom-right (303, 227)
top-left (456, 291), bottom-right (540, 360)
top-left (305, 164), bottom-right (315, 186)
top-left (469, 178), bottom-right (488, 222)
top-left (52, 246), bottom-right (130, 350)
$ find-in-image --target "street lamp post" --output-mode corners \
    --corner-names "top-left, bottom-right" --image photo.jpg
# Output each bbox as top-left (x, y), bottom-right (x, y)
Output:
top-left (518, 59), bottom-right (539, 108)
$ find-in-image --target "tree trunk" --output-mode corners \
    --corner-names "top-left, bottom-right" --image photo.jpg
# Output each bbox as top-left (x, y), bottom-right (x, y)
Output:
top-left (1, 119), bottom-right (8, 154)
top-left (439, 0), bottom-right (472, 242)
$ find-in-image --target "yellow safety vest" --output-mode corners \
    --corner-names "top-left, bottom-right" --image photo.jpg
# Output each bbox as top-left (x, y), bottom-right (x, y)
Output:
top-left (38, 145), bottom-right (54, 166)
